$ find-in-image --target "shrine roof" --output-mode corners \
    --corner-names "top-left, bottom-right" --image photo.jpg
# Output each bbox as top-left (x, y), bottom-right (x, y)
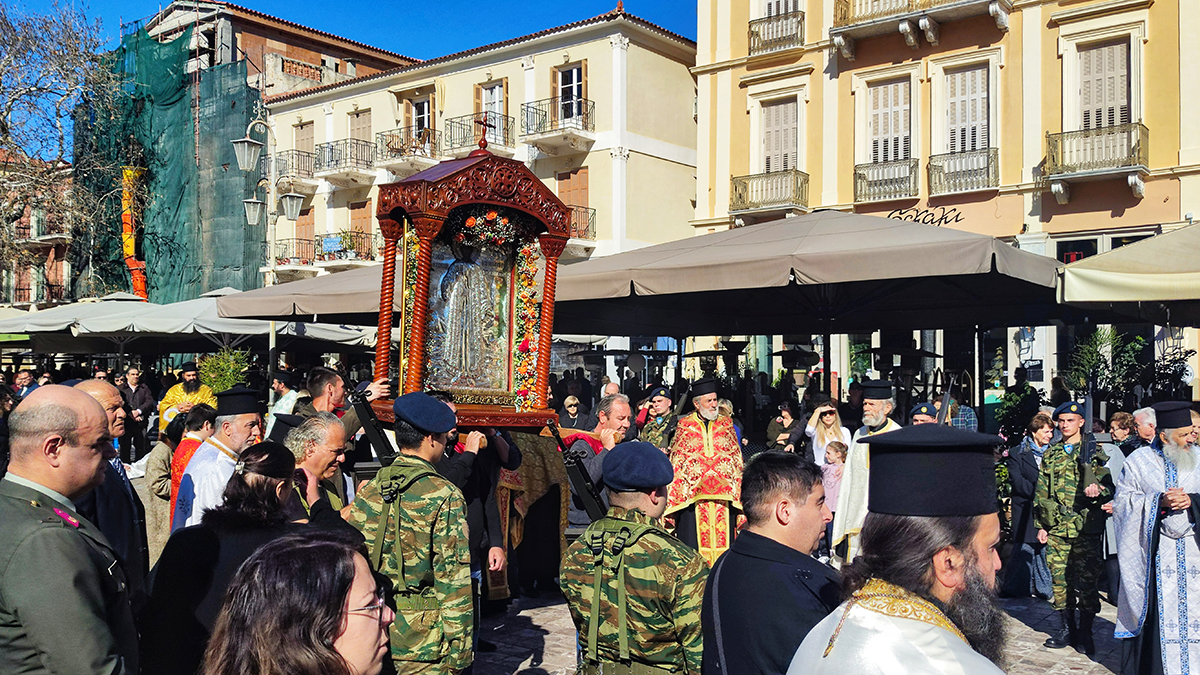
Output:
top-left (397, 155), bottom-right (491, 183)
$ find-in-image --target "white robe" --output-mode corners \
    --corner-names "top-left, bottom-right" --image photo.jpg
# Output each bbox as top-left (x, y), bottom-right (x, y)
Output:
top-left (1114, 444), bottom-right (1200, 674)
top-left (171, 437), bottom-right (238, 531)
top-left (832, 419), bottom-right (902, 567)
top-left (788, 583), bottom-right (1004, 675)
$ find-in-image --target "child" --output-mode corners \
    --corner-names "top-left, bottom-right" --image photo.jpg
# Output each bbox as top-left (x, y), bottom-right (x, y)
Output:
top-left (819, 441), bottom-right (848, 560)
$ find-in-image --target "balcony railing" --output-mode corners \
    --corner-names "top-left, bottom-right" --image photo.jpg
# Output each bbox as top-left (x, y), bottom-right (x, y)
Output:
top-left (261, 149), bottom-right (316, 180)
top-left (928, 148), bottom-right (998, 195)
top-left (730, 169), bottom-right (810, 212)
top-left (315, 230), bottom-right (378, 261)
top-left (314, 138), bottom-right (375, 172)
top-left (749, 11), bottom-right (805, 55)
top-left (566, 205), bottom-right (596, 240)
top-left (854, 158), bottom-right (920, 202)
top-left (834, 0), bottom-right (964, 26)
top-left (376, 126), bottom-right (441, 162)
top-left (444, 112), bottom-right (516, 153)
top-left (521, 97), bottom-right (596, 135)
top-left (1045, 122), bottom-right (1149, 177)
top-left (13, 286), bottom-right (31, 303)
top-left (274, 238), bottom-right (318, 264)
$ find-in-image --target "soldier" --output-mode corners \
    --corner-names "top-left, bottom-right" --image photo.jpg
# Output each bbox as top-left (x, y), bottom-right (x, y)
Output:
top-left (1034, 401), bottom-right (1111, 655)
top-left (561, 440), bottom-right (707, 675)
top-left (638, 386), bottom-right (678, 451)
top-left (347, 392), bottom-right (472, 674)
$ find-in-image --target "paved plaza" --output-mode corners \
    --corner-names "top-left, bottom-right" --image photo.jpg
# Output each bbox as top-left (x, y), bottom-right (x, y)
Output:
top-left (473, 590), bottom-right (1123, 675)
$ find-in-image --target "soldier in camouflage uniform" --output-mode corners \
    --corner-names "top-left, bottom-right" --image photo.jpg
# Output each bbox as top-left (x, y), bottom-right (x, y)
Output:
top-left (639, 387), bottom-right (678, 451)
top-left (1033, 401), bottom-right (1112, 655)
top-left (347, 392), bottom-right (473, 674)
top-left (561, 440), bottom-right (707, 675)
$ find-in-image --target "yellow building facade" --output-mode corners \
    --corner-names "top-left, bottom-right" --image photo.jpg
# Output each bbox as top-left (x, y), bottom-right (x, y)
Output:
top-left (261, 9), bottom-right (696, 283)
top-left (695, 0), bottom-right (1199, 397)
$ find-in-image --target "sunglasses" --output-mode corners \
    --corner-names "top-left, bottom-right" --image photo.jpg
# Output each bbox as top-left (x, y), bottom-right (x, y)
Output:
top-left (566, 404), bottom-right (578, 408)
top-left (820, 411), bottom-right (837, 417)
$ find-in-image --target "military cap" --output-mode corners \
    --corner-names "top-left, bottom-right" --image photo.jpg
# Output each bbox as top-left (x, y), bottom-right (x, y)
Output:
top-left (267, 413), bottom-right (305, 444)
top-left (393, 391), bottom-right (456, 434)
top-left (1052, 401), bottom-right (1084, 420)
top-left (910, 403), bottom-right (937, 421)
top-left (861, 379), bottom-right (893, 400)
top-left (866, 424), bottom-right (1001, 517)
top-left (215, 385), bottom-right (261, 416)
top-left (647, 386), bottom-right (671, 402)
top-left (690, 378), bottom-right (719, 397)
top-left (180, 361), bottom-right (199, 373)
top-left (1152, 401), bottom-right (1193, 430)
top-left (603, 441), bottom-right (674, 492)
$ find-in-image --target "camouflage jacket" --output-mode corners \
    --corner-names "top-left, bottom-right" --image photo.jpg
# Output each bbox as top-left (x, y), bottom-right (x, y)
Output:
top-left (1034, 436), bottom-right (1113, 538)
top-left (347, 454), bottom-right (473, 669)
top-left (642, 414), bottom-right (679, 450)
top-left (561, 506), bottom-right (707, 673)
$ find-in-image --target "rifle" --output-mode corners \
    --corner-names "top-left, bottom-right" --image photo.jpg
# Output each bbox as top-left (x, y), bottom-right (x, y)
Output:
top-left (546, 420), bottom-right (607, 522)
top-left (347, 388), bottom-right (399, 467)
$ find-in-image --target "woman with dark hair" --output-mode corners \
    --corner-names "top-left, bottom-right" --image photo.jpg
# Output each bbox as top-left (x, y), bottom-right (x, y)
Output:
top-left (765, 400), bottom-right (800, 451)
top-left (202, 532), bottom-right (394, 675)
top-left (1001, 412), bottom-right (1054, 600)
top-left (140, 441), bottom-right (299, 675)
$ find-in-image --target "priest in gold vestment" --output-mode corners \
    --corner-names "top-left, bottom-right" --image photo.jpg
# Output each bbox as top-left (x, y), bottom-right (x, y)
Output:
top-left (157, 362), bottom-right (217, 431)
top-left (666, 378), bottom-right (744, 566)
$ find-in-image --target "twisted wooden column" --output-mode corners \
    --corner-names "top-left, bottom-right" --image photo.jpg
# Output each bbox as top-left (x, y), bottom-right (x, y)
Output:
top-left (373, 214), bottom-right (404, 381)
top-left (403, 216), bottom-right (444, 394)
top-left (534, 235), bottom-right (567, 409)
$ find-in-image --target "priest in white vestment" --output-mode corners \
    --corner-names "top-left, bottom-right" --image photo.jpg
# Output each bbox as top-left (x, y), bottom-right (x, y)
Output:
top-left (832, 379), bottom-right (902, 568)
top-left (791, 424), bottom-right (1009, 674)
top-left (1114, 401), bottom-right (1200, 675)
top-left (171, 386), bottom-right (263, 530)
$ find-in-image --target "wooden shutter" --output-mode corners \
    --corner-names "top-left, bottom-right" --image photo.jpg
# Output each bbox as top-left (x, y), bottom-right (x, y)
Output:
top-left (947, 64), bottom-right (988, 153)
top-left (403, 100), bottom-right (412, 130)
top-left (295, 208), bottom-right (314, 241)
top-left (870, 79), bottom-right (910, 163)
top-left (350, 110), bottom-right (371, 142)
top-left (350, 201), bottom-right (371, 234)
top-left (557, 168), bottom-right (589, 207)
top-left (502, 77), bottom-right (509, 117)
top-left (1080, 40), bottom-right (1130, 130)
top-left (765, 0), bottom-right (798, 16)
top-left (763, 99), bottom-right (798, 173)
top-left (295, 122), bottom-right (313, 154)
top-left (474, 84), bottom-right (482, 114)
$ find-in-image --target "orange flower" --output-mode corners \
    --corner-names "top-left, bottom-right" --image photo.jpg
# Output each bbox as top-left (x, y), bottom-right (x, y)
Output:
top-left (486, 211), bottom-right (498, 220)
top-left (466, 217), bottom-right (476, 227)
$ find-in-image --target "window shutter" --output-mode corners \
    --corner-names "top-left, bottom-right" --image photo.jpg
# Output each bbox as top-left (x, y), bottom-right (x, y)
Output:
top-left (1079, 40), bottom-right (1129, 130)
top-left (474, 84), bottom-right (482, 114)
top-left (870, 79), bottom-right (910, 163)
top-left (502, 77), bottom-right (509, 117)
top-left (946, 64), bottom-right (988, 153)
top-left (763, 100), bottom-right (778, 173)
top-left (403, 100), bottom-right (412, 130)
top-left (581, 60), bottom-right (588, 102)
top-left (296, 208), bottom-right (314, 241)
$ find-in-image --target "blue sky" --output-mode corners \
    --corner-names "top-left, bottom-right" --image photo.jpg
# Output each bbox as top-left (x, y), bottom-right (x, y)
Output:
top-left (21, 0), bottom-right (696, 59)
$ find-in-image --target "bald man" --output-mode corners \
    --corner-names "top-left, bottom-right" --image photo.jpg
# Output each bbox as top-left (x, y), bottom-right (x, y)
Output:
top-left (0, 385), bottom-right (140, 674)
top-left (74, 380), bottom-right (149, 612)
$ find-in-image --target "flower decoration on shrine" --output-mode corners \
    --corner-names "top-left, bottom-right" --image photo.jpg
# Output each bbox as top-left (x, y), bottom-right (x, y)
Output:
top-left (455, 209), bottom-right (518, 246)
top-left (511, 240), bottom-right (542, 410)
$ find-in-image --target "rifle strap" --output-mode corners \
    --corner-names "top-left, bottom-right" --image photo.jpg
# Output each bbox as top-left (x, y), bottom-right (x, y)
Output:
top-left (584, 518), bottom-right (656, 664)
top-left (369, 464), bottom-right (439, 587)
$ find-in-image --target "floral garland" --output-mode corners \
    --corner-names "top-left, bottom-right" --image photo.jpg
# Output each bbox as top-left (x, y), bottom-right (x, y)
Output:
top-left (454, 209), bottom-right (517, 246)
top-left (511, 240), bottom-right (542, 409)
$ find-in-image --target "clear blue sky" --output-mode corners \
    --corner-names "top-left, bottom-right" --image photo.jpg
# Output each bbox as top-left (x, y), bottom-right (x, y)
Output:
top-left (20, 0), bottom-right (696, 60)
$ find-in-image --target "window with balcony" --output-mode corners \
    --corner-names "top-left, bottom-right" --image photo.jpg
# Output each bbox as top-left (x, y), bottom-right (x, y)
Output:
top-left (750, 0), bottom-right (804, 55)
top-left (412, 98), bottom-right (432, 131)
top-left (349, 110), bottom-right (372, 143)
top-left (558, 168), bottom-right (595, 240)
top-left (929, 63), bottom-right (997, 195)
top-left (474, 80), bottom-right (508, 147)
top-left (554, 63), bottom-right (588, 127)
top-left (349, 200), bottom-right (373, 257)
top-left (731, 98), bottom-right (808, 214)
top-left (295, 121), bottom-right (314, 155)
top-left (856, 78), bottom-right (917, 202)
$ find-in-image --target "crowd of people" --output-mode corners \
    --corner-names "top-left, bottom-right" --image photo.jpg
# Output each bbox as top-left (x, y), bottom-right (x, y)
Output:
top-left (1, 357), bottom-right (1198, 675)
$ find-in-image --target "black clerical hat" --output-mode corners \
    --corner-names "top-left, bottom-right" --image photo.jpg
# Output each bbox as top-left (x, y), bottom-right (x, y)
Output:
top-left (861, 379), bottom-right (893, 400)
top-left (180, 361), bottom-right (199, 374)
top-left (866, 424), bottom-right (1001, 517)
top-left (215, 385), bottom-right (261, 417)
top-left (268, 413), bottom-right (305, 444)
top-left (690, 378), bottom-right (718, 397)
top-left (271, 370), bottom-right (294, 387)
top-left (1153, 401), bottom-right (1193, 430)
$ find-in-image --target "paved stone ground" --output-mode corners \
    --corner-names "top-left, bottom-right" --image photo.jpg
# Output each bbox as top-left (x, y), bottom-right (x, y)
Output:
top-left (473, 590), bottom-right (1123, 675)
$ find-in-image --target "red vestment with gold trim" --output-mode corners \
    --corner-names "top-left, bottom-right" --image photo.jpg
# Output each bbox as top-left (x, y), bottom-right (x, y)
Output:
top-left (666, 412), bottom-right (743, 566)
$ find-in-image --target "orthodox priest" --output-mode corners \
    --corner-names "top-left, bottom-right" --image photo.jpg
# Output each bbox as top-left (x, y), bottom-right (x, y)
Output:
top-left (832, 379), bottom-right (902, 567)
top-left (158, 362), bottom-right (217, 432)
top-left (788, 424), bottom-right (1008, 674)
top-left (666, 378), bottom-right (743, 566)
top-left (1114, 401), bottom-right (1200, 675)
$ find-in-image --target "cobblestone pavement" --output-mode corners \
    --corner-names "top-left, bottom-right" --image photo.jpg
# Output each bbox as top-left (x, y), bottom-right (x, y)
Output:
top-left (473, 591), bottom-right (1122, 675)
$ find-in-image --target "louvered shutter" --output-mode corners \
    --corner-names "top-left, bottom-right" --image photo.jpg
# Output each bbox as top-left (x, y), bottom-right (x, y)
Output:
top-left (1080, 41), bottom-right (1129, 130)
top-left (947, 64), bottom-right (988, 153)
top-left (871, 79), bottom-right (910, 163)
top-left (762, 99), bottom-right (797, 173)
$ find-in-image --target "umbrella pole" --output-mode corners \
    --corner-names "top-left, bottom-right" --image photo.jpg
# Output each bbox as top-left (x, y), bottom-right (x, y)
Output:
top-left (823, 331), bottom-right (833, 395)
top-left (975, 326), bottom-right (984, 416)
top-left (268, 320), bottom-right (277, 406)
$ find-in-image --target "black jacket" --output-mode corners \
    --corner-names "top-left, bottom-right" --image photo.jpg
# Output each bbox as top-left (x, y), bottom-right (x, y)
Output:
top-left (75, 461), bottom-right (149, 613)
top-left (435, 432), bottom-right (522, 564)
top-left (1006, 441), bottom-right (1043, 545)
top-left (702, 531), bottom-right (841, 675)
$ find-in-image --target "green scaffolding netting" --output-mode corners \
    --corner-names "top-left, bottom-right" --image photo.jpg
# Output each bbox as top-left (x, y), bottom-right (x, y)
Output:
top-left (74, 27), bottom-right (264, 303)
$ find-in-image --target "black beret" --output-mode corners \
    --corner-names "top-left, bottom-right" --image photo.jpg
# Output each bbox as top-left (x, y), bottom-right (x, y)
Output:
top-left (910, 403), bottom-right (937, 420)
top-left (1052, 401), bottom-right (1083, 420)
top-left (603, 441), bottom-right (674, 492)
top-left (180, 361), bottom-right (199, 373)
top-left (215, 385), bottom-right (261, 416)
top-left (267, 413), bottom-right (306, 444)
top-left (861, 379), bottom-right (893, 400)
top-left (647, 386), bottom-right (671, 401)
top-left (866, 424), bottom-right (1001, 517)
top-left (1153, 401), bottom-right (1193, 430)
top-left (690, 378), bottom-right (718, 397)
top-left (393, 392), bottom-right (456, 434)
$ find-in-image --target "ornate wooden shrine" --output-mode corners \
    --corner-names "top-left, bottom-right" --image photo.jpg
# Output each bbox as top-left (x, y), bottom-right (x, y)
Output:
top-left (370, 136), bottom-right (570, 428)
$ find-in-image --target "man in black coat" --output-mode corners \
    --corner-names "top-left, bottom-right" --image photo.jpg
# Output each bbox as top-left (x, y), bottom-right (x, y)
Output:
top-left (1000, 413), bottom-right (1053, 599)
top-left (702, 452), bottom-right (840, 675)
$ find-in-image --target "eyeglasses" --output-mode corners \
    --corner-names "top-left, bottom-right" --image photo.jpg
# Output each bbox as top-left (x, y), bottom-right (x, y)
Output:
top-left (348, 586), bottom-right (389, 625)
top-left (820, 411), bottom-right (837, 418)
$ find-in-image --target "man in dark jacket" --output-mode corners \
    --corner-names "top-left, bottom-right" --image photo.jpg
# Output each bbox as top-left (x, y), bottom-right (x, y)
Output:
top-left (1001, 412), bottom-right (1054, 599)
top-left (119, 367), bottom-right (155, 460)
top-left (702, 452), bottom-right (839, 675)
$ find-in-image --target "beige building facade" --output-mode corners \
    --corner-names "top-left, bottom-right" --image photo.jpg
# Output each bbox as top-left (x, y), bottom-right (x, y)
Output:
top-left (695, 0), bottom-right (1199, 398)
top-left (261, 9), bottom-right (696, 282)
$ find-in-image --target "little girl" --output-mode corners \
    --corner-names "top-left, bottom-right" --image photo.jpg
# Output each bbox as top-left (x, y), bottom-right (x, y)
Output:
top-left (820, 441), bottom-right (847, 560)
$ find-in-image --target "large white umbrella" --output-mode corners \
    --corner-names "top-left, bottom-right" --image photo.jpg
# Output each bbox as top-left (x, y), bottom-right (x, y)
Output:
top-left (0, 292), bottom-right (155, 333)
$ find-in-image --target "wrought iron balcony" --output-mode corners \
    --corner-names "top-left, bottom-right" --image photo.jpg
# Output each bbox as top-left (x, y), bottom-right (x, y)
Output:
top-left (376, 126), bottom-right (442, 176)
top-left (854, 158), bottom-right (919, 202)
top-left (829, 0), bottom-right (1010, 61)
top-left (12, 286), bottom-right (31, 304)
top-left (314, 230), bottom-right (379, 262)
top-left (566, 205), bottom-right (597, 240)
top-left (262, 149), bottom-right (318, 184)
top-left (730, 169), bottom-right (810, 213)
top-left (928, 148), bottom-right (998, 195)
top-left (444, 112), bottom-right (516, 157)
top-left (313, 138), bottom-right (377, 186)
top-left (521, 97), bottom-right (597, 155)
top-left (274, 238), bottom-right (318, 265)
top-left (749, 11), bottom-right (805, 55)
top-left (1044, 123), bottom-right (1149, 203)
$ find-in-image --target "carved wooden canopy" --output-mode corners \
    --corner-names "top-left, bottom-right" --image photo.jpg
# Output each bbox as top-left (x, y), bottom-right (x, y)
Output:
top-left (375, 150), bottom-right (571, 240)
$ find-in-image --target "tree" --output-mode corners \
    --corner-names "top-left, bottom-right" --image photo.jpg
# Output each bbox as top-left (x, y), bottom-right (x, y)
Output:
top-left (1064, 326), bottom-right (1145, 411)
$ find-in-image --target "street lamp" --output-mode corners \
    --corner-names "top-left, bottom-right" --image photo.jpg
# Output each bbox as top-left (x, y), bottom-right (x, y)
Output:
top-left (279, 191), bottom-right (305, 222)
top-left (231, 136), bottom-right (264, 173)
top-left (242, 197), bottom-right (265, 226)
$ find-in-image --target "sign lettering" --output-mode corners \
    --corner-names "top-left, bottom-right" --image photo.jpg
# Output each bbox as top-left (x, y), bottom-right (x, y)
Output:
top-left (887, 206), bottom-right (965, 227)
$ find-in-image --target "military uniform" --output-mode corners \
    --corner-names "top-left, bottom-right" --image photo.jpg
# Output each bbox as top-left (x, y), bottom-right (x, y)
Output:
top-left (0, 475), bottom-right (139, 674)
top-left (1034, 436), bottom-right (1112, 614)
top-left (641, 414), bottom-right (678, 450)
top-left (348, 453), bottom-right (473, 674)
top-left (561, 505), bottom-right (707, 674)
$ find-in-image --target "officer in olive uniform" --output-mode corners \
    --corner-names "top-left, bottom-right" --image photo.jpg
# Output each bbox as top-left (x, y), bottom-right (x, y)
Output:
top-left (1033, 401), bottom-right (1111, 655)
top-left (0, 385), bottom-right (139, 674)
top-left (347, 392), bottom-right (473, 674)
top-left (639, 387), bottom-right (679, 451)
top-left (561, 440), bottom-right (707, 675)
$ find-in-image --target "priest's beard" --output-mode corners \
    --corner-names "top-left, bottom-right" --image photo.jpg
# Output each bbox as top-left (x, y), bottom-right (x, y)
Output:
top-left (862, 408), bottom-right (887, 428)
top-left (182, 378), bottom-right (202, 394)
top-left (1163, 440), bottom-right (1198, 473)
top-left (698, 407), bottom-right (718, 421)
top-left (944, 565), bottom-right (1009, 670)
